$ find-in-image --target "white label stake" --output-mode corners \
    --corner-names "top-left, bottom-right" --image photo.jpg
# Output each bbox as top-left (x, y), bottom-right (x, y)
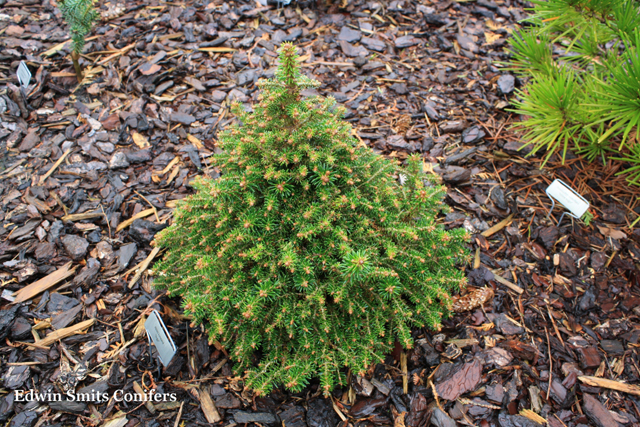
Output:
top-left (545, 179), bottom-right (589, 225)
top-left (17, 61), bottom-right (31, 89)
top-left (145, 310), bottom-right (177, 367)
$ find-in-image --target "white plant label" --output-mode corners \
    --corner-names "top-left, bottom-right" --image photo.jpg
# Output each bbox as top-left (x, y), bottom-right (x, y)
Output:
top-left (17, 61), bottom-right (31, 88)
top-left (144, 310), bottom-right (177, 367)
top-left (545, 179), bottom-right (589, 219)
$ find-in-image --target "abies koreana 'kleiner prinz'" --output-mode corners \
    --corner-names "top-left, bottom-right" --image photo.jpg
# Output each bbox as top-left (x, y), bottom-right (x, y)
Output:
top-left (153, 43), bottom-right (469, 396)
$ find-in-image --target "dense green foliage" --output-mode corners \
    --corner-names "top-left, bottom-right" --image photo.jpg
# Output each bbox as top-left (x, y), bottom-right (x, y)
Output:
top-left (153, 44), bottom-right (469, 395)
top-left (59, 0), bottom-right (98, 55)
top-left (507, 0), bottom-right (640, 185)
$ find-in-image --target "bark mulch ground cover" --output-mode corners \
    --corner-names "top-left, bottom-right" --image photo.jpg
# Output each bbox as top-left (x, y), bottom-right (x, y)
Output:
top-left (1, 0), bottom-right (639, 426)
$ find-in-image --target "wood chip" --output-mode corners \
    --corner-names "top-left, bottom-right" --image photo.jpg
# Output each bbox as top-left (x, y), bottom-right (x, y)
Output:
top-left (61, 211), bottom-right (105, 222)
top-left (102, 414), bottom-right (128, 427)
top-left (23, 193), bottom-right (51, 213)
top-left (132, 131), bottom-right (150, 148)
top-left (520, 409), bottom-right (547, 424)
top-left (115, 208), bottom-right (156, 232)
top-left (578, 376), bottom-right (640, 396)
top-left (173, 401), bottom-right (184, 427)
top-left (490, 270), bottom-right (524, 294)
top-left (187, 134), bottom-right (204, 150)
top-left (13, 262), bottom-right (77, 304)
top-left (128, 246), bottom-right (161, 289)
top-left (97, 43), bottom-right (135, 65)
top-left (481, 214), bottom-right (514, 237)
top-left (133, 381), bottom-right (156, 414)
top-left (166, 165), bottom-right (181, 185)
top-left (452, 287), bottom-right (494, 312)
top-left (156, 156), bottom-right (180, 177)
top-left (198, 47), bottom-right (236, 52)
top-left (331, 397), bottom-right (348, 422)
top-left (39, 148), bottom-right (71, 185)
top-left (401, 351), bottom-right (408, 394)
top-left (36, 318), bottom-right (95, 348)
top-left (197, 386), bottom-right (222, 423)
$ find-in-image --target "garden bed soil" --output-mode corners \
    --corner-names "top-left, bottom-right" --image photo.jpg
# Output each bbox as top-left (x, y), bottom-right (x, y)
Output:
top-left (1, 0), bottom-right (639, 426)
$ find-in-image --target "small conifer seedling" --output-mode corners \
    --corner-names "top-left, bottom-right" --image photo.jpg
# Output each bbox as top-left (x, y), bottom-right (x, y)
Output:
top-left (58, 0), bottom-right (98, 82)
top-left (153, 43), bottom-right (469, 395)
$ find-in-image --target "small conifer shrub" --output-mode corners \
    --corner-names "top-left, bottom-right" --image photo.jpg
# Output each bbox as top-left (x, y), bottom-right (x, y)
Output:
top-left (507, 0), bottom-right (640, 185)
top-left (153, 43), bottom-right (469, 395)
top-left (58, 0), bottom-right (98, 81)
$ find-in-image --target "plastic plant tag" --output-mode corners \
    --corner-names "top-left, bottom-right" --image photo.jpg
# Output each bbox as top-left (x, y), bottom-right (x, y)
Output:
top-left (144, 310), bottom-right (176, 367)
top-left (17, 61), bottom-right (31, 88)
top-left (545, 179), bottom-right (589, 224)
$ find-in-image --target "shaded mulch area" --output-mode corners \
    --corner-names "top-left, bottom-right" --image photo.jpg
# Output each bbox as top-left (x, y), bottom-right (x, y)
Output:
top-left (1, 0), bottom-right (639, 426)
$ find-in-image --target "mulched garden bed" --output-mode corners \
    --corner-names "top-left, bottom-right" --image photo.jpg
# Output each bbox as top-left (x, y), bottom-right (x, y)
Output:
top-left (1, 0), bottom-right (639, 426)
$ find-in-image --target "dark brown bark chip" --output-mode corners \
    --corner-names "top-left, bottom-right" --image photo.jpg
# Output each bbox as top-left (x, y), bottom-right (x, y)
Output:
top-left (279, 406), bottom-right (307, 427)
top-left (10, 317), bottom-right (31, 339)
top-left (539, 378), bottom-right (568, 406)
top-left (8, 411), bottom-right (38, 427)
top-left (485, 383), bottom-right (505, 404)
top-left (557, 252), bottom-right (577, 276)
top-left (170, 112), bottom-right (196, 125)
top-left (72, 258), bottom-right (101, 287)
top-left (442, 167), bottom-right (471, 184)
top-left (361, 37), bottom-right (386, 52)
top-left (456, 35), bottom-right (477, 53)
top-left (590, 252), bottom-right (607, 270)
top-left (583, 394), bottom-right (620, 427)
top-left (578, 347), bottom-right (602, 369)
top-left (538, 226), bottom-right (559, 249)
top-left (47, 293), bottom-right (80, 314)
top-left (462, 126), bottom-right (486, 144)
top-left (234, 411), bottom-right (278, 424)
top-left (162, 355), bottom-right (184, 377)
top-left (338, 26), bottom-right (361, 43)
top-left (216, 392), bottom-right (241, 409)
top-left (466, 398), bottom-right (494, 417)
top-left (339, 40), bottom-right (367, 58)
top-left (109, 152), bottom-right (130, 169)
top-left (440, 120), bottom-right (467, 133)
top-left (129, 219), bottom-right (168, 243)
top-left (431, 408), bottom-right (456, 427)
top-left (48, 400), bottom-right (87, 413)
top-left (435, 359), bottom-right (482, 401)
top-left (405, 392), bottom-right (430, 427)
top-left (395, 35), bottom-right (419, 48)
top-left (0, 307), bottom-right (18, 341)
top-left (51, 304), bottom-right (82, 330)
top-left (0, 394), bottom-right (15, 423)
top-left (349, 396), bottom-right (387, 417)
top-left (18, 129), bottom-right (39, 152)
top-left (3, 365), bottom-right (30, 389)
top-left (493, 313), bottom-right (524, 336)
top-left (498, 75), bottom-right (516, 94)
top-left (490, 186), bottom-right (508, 210)
top-left (600, 340), bottom-right (624, 355)
top-left (60, 235), bottom-right (89, 261)
top-left (498, 414), bottom-right (544, 427)
top-left (117, 243), bottom-right (138, 270)
top-left (477, 347), bottom-right (514, 368)
top-left (35, 242), bottom-right (57, 261)
top-left (101, 113), bottom-right (121, 131)
top-left (602, 204), bottom-right (626, 224)
top-left (307, 399), bottom-right (339, 427)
